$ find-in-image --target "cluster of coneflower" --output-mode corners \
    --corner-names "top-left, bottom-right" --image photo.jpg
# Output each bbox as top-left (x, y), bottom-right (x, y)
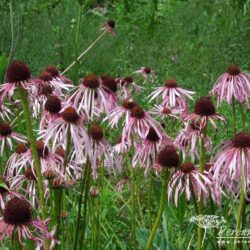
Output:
top-left (0, 20), bottom-right (250, 250)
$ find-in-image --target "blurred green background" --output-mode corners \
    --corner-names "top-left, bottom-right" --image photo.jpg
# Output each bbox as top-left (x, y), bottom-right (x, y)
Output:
top-left (1, 0), bottom-right (250, 95)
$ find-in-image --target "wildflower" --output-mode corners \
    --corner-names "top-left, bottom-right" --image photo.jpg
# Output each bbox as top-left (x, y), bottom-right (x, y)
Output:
top-left (104, 98), bottom-right (137, 128)
top-left (157, 145), bottom-right (179, 169)
top-left (5, 143), bottom-right (28, 176)
top-left (40, 95), bottom-right (62, 129)
top-left (168, 162), bottom-right (211, 206)
top-left (0, 176), bottom-right (19, 209)
top-left (39, 106), bottom-right (90, 163)
top-left (135, 67), bottom-right (155, 82)
top-left (210, 64), bottom-right (250, 107)
top-left (150, 104), bottom-right (184, 120)
top-left (122, 105), bottom-right (164, 143)
top-left (100, 74), bottom-right (118, 111)
top-left (89, 124), bottom-right (121, 179)
top-left (117, 76), bottom-right (143, 98)
top-left (212, 132), bottom-right (250, 197)
top-left (0, 102), bottom-right (12, 121)
top-left (174, 122), bottom-right (211, 160)
top-left (67, 74), bottom-right (110, 120)
top-left (132, 127), bottom-right (172, 174)
top-left (0, 122), bottom-right (26, 155)
top-left (185, 96), bottom-right (225, 130)
top-left (0, 60), bottom-right (39, 101)
top-left (148, 79), bottom-right (195, 110)
top-left (45, 65), bottom-right (73, 90)
top-left (0, 197), bottom-right (58, 248)
top-left (101, 19), bottom-right (116, 35)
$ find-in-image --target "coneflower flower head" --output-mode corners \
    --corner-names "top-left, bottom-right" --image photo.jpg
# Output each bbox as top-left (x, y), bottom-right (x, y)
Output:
top-left (45, 65), bottom-right (60, 78)
top-left (158, 146), bottom-right (179, 168)
top-left (83, 74), bottom-right (100, 88)
top-left (0, 123), bottom-right (12, 136)
top-left (180, 162), bottom-right (196, 173)
top-left (89, 124), bottom-right (104, 141)
top-left (231, 132), bottom-right (250, 148)
top-left (185, 96), bottom-right (224, 130)
top-left (6, 60), bottom-right (31, 83)
top-left (122, 98), bottom-right (137, 110)
top-left (210, 64), bottom-right (250, 107)
top-left (3, 197), bottom-right (31, 225)
top-left (194, 96), bottom-right (216, 116)
top-left (45, 95), bottom-right (62, 114)
top-left (130, 105), bottom-right (145, 119)
top-left (164, 79), bottom-right (178, 88)
top-left (35, 140), bottom-right (49, 158)
top-left (24, 168), bottom-right (37, 181)
top-left (101, 75), bottom-right (117, 93)
top-left (146, 127), bottom-right (160, 142)
top-left (61, 107), bottom-right (80, 123)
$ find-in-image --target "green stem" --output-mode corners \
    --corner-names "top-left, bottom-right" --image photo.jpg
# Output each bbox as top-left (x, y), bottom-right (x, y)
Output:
top-left (62, 30), bottom-right (107, 75)
top-left (18, 87), bottom-right (46, 220)
top-left (131, 165), bottom-right (136, 250)
top-left (232, 98), bottom-right (237, 135)
top-left (233, 176), bottom-right (245, 250)
top-left (238, 103), bottom-right (246, 131)
top-left (55, 127), bottom-right (71, 243)
top-left (190, 177), bottom-right (198, 215)
top-left (79, 158), bottom-right (91, 249)
top-left (146, 171), bottom-right (169, 250)
top-left (74, 157), bottom-right (89, 250)
top-left (197, 126), bottom-right (206, 250)
top-left (12, 229), bottom-right (22, 250)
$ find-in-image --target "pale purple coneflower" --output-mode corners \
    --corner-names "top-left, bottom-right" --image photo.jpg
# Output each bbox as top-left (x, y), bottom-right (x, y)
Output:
top-left (210, 64), bottom-right (250, 107)
top-left (9, 168), bottom-right (39, 206)
top-left (0, 60), bottom-right (39, 102)
top-left (132, 127), bottom-right (172, 174)
top-left (45, 65), bottom-right (73, 91)
top-left (135, 67), bottom-right (155, 82)
top-left (168, 162), bottom-right (211, 206)
top-left (5, 143), bottom-right (28, 176)
top-left (101, 20), bottom-right (116, 35)
top-left (67, 74), bottom-right (110, 120)
top-left (174, 121), bottom-right (211, 160)
top-left (0, 197), bottom-right (58, 249)
top-left (117, 76), bottom-right (143, 98)
top-left (10, 141), bottom-right (62, 176)
top-left (40, 95), bottom-right (62, 130)
top-left (121, 105), bottom-right (164, 145)
top-left (150, 104), bottom-right (184, 120)
top-left (0, 122), bottom-right (26, 156)
top-left (212, 132), bottom-right (250, 198)
top-left (113, 136), bottom-right (131, 154)
top-left (148, 79), bottom-right (195, 110)
top-left (0, 102), bottom-right (12, 121)
top-left (39, 106), bottom-right (90, 163)
top-left (104, 98), bottom-right (137, 128)
top-left (0, 176), bottom-right (20, 210)
top-left (89, 124), bottom-right (121, 179)
top-left (185, 96), bottom-right (225, 130)
top-left (99, 74), bottom-right (118, 112)
top-left (203, 163), bottom-right (222, 207)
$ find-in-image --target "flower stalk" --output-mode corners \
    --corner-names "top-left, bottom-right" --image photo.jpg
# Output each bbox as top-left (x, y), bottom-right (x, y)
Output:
top-left (18, 87), bottom-right (46, 220)
top-left (146, 170), bottom-right (169, 250)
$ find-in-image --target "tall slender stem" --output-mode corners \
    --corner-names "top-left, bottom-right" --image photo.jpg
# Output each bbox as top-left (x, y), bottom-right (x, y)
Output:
top-left (233, 175), bottom-right (245, 250)
top-left (18, 87), bottom-right (46, 220)
top-left (197, 126), bottom-right (206, 250)
top-left (146, 170), bottom-right (169, 250)
top-left (232, 98), bottom-right (237, 135)
top-left (62, 30), bottom-right (107, 75)
top-left (74, 156), bottom-right (89, 250)
top-left (79, 158), bottom-right (91, 249)
top-left (12, 229), bottom-right (22, 250)
top-left (238, 103), bottom-right (246, 131)
top-left (130, 164), bottom-right (136, 250)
